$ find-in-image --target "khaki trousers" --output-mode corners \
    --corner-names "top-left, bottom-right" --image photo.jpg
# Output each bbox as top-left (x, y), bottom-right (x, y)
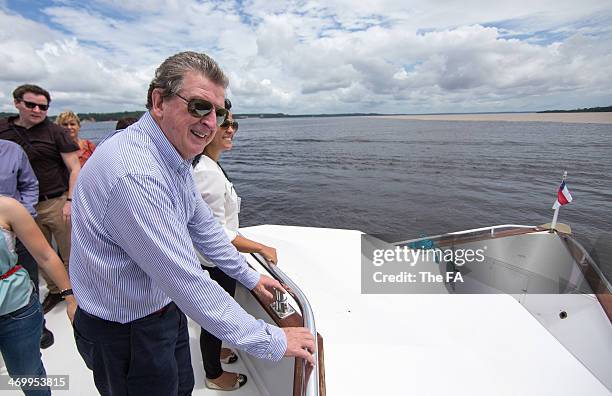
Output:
top-left (35, 194), bottom-right (71, 294)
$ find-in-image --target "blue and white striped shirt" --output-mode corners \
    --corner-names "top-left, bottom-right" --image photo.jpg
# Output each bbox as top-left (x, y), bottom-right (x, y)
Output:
top-left (70, 112), bottom-right (286, 361)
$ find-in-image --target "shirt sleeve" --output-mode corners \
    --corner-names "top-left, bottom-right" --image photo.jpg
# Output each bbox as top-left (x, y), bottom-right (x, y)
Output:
top-left (16, 148), bottom-right (39, 217)
top-left (192, 163), bottom-right (237, 241)
top-left (189, 193), bottom-right (257, 288)
top-left (104, 174), bottom-right (287, 361)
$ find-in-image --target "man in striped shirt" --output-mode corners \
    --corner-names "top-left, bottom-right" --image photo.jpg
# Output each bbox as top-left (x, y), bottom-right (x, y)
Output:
top-left (70, 51), bottom-right (314, 395)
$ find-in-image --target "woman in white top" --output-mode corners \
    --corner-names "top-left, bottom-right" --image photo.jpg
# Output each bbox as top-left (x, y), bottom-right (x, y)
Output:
top-left (192, 101), bottom-right (277, 391)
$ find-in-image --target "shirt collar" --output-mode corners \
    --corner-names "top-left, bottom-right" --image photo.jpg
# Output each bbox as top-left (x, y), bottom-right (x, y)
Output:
top-left (8, 115), bottom-right (50, 129)
top-left (139, 112), bottom-right (192, 175)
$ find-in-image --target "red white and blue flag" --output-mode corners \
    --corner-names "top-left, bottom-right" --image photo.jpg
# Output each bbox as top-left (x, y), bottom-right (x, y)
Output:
top-left (552, 181), bottom-right (573, 209)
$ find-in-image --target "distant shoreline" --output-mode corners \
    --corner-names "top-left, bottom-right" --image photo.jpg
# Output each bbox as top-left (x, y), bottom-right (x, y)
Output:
top-left (372, 112), bottom-right (612, 124)
top-left (3, 111), bottom-right (612, 124)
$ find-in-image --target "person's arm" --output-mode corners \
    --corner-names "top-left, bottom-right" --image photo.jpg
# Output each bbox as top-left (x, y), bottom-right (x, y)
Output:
top-left (189, 195), bottom-right (263, 286)
top-left (16, 149), bottom-right (39, 217)
top-left (59, 151), bottom-right (80, 221)
top-left (105, 174), bottom-right (290, 361)
top-left (193, 164), bottom-right (277, 263)
top-left (2, 198), bottom-right (76, 321)
top-left (232, 235), bottom-right (277, 264)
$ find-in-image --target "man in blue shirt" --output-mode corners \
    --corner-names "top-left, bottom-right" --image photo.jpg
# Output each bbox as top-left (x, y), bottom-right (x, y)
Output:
top-left (0, 139), bottom-right (38, 216)
top-left (70, 51), bottom-right (314, 395)
top-left (0, 140), bottom-right (40, 291)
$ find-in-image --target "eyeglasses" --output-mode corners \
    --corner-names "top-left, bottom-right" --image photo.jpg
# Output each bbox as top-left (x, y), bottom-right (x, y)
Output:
top-left (20, 100), bottom-right (49, 111)
top-left (175, 93), bottom-right (228, 126)
top-left (220, 119), bottom-right (239, 131)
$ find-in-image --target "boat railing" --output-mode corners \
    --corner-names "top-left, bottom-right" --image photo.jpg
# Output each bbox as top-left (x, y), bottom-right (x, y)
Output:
top-left (394, 224), bottom-right (537, 246)
top-left (393, 224), bottom-right (612, 322)
top-left (249, 250), bottom-right (320, 396)
top-left (561, 234), bottom-right (612, 294)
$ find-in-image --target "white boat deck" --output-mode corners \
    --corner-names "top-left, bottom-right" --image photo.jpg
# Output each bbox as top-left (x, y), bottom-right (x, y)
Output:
top-left (239, 225), bottom-right (611, 396)
top-left (1, 225), bottom-right (610, 395)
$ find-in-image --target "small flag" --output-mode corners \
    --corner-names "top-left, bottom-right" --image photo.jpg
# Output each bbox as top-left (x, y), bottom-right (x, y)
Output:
top-left (552, 181), bottom-right (573, 209)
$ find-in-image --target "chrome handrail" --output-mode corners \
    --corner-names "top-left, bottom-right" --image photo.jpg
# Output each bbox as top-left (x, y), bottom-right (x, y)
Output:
top-left (249, 251), bottom-right (320, 396)
top-left (394, 224), bottom-right (537, 246)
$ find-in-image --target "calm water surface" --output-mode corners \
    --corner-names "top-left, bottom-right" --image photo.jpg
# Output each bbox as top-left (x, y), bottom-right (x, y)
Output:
top-left (81, 117), bottom-right (612, 274)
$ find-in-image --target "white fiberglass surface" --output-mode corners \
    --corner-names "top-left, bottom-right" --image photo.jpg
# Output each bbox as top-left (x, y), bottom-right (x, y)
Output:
top-left (240, 225), bottom-right (611, 396)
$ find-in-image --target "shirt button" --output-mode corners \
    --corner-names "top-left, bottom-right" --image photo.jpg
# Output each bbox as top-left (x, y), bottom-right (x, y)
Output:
top-left (267, 353), bottom-right (272, 359)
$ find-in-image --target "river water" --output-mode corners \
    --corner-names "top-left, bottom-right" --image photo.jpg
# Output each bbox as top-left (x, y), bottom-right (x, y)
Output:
top-left (81, 116), bottom-right (612, 276)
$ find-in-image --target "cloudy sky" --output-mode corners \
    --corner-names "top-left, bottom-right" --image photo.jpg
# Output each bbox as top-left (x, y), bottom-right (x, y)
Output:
top-left (1, 0), bottom-right (611, 115)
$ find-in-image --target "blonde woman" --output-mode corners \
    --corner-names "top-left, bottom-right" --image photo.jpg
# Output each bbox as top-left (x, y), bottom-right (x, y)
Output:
top-left (56, 111), bottom-right (96, 166)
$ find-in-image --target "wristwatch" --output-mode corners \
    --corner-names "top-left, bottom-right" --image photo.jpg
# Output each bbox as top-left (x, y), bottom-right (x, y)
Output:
top-left (60, 288), bottom-right (74, 298)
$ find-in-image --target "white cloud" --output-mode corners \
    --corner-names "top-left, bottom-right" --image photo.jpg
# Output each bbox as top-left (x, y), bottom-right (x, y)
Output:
top-left (1, 1), bottom-right (611, 114)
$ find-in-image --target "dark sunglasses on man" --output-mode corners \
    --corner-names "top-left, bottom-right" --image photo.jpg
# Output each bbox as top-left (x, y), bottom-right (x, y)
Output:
top-left (19, 99), bottom-right (49, 111)
top-left (175, 93), bottom-right (228, 126)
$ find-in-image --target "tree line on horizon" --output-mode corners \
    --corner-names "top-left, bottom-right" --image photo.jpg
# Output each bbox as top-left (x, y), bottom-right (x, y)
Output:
top-left (0, 110), bottom-right (380, 121)
top-left (1, 105), bottom-right (610, 122)
top-left (0, 110), bottom-right (146, 122)
top-left (537, 105), bottom-right (612, 113)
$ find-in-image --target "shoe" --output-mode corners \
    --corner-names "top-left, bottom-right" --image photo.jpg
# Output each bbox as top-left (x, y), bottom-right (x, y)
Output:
top-left (220, 348), bottom-right (238, 364)
top-left (40, 327), bottom-right (54, 349)
top-left (206, 372), bottom-right (247, 391)
top-left (42, 293), bottom-right (62, 314)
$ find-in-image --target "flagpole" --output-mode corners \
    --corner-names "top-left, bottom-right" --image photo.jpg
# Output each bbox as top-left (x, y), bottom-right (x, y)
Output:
top-left (550, 171), bottom-right (567, 232)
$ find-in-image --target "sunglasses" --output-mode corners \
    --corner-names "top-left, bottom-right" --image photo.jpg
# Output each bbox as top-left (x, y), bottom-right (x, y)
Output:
top-left (175, 93), bottom-right (228, 126)
top-left (20, 99), bottom-right (49, 111)
top-left (220, 119), bottom-right (239, 131)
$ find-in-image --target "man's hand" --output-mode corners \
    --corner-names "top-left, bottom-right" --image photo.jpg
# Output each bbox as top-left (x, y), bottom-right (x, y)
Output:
top-left (252, 274), bottom-right (285, 304)
top-left (62, 201), bottom-right (71, 223)
top-left (283, 327), bottom-right (316, 366)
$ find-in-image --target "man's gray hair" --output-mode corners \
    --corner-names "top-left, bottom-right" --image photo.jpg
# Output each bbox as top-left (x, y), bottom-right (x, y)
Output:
top-left (146, 51), bottom-right (228, 110)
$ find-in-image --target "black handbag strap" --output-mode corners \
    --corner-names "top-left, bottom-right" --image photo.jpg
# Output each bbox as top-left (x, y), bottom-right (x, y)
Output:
top-left (217, 162), bottom-right (232, 183)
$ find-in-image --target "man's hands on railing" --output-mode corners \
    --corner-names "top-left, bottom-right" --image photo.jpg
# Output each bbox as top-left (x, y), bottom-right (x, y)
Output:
top-left (252, 274), bottom-right (285, 304)
top-left (252, 276), bottom-right (316, 366)
top-left (283, 327), bottom-right (316, 366)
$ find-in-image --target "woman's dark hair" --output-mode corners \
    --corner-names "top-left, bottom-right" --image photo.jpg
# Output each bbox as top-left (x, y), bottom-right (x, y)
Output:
top-left (116, 117), bottom-right (138, 130)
